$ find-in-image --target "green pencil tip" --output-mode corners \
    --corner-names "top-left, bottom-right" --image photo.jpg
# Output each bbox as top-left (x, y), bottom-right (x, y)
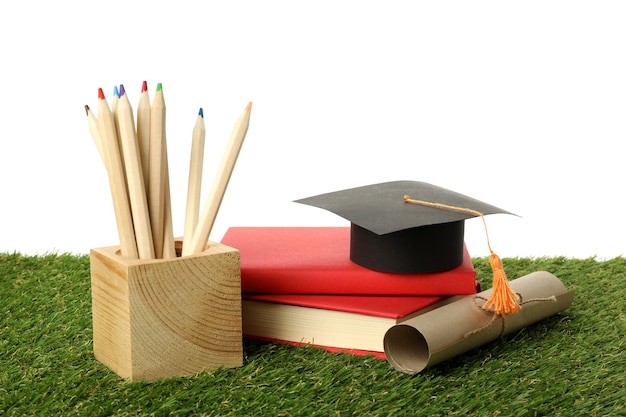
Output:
top-left (156, 83), bottom-right (162, 92)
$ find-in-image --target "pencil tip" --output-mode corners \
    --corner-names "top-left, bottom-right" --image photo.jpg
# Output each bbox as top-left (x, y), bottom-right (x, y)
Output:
top-left (119, 84), bottom-right (126, 97)
top-left (84, 105), bottom-right (90, 115)
top-left (98, 88), bottom-right (105, 100)
top-left (199, 107), bottom-right (204, 118)
top-left (141, 80), bottom-right (148, 93)
top-left (245, 102), bottom-right (252, 111)
top-left (113, 85), bottom-right (119, 98)
top-left (156, 83), bottom-right (162, 92)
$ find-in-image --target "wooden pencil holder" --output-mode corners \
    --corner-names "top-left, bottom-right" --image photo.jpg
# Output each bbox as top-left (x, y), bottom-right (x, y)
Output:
top-left (89, 240), bottom-right (243, 381)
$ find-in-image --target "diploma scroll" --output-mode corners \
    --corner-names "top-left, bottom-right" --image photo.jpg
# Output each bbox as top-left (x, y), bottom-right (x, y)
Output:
top-left (383, 271), bottom-right (574, 374)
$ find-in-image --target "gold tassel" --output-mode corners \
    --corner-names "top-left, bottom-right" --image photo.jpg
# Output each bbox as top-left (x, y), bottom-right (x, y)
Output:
top-left (404, 195), bottom-right (521, 316)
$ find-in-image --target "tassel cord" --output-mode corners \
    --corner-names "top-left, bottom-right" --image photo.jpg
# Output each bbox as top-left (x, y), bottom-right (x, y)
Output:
top-left (404, 195), bottom-right (521, 316)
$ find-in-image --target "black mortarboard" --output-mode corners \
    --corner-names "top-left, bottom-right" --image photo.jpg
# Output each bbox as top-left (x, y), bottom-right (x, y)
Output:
top-left (294, 180), bottom-right (513, 274)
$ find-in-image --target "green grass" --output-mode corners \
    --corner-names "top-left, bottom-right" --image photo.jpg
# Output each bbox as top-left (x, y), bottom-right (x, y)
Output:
top-left (1, 252), bottom-right (625, 416)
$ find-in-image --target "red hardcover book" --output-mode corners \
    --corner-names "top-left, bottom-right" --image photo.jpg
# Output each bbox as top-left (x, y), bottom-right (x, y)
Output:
top-left (251, 337), bottom-right (388, 360)
top-left (242, 293), bottom-right (459, 358)
top-left (221, 227), bottom-right (478, 295)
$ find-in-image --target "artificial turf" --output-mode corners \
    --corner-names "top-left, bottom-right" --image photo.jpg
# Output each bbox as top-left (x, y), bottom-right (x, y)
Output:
top-left (1, 252), bottom-right (624, 416)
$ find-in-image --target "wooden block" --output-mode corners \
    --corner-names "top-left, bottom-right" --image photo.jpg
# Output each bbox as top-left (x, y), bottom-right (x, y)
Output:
top-left (90, 240), bottom-right (242, 381)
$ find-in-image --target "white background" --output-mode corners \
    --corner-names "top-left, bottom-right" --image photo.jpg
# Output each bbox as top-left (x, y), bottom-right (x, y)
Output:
top-left (1, 1), bottom-right (624, 259)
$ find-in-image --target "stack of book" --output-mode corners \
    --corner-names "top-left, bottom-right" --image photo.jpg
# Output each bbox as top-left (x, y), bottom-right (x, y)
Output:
top-left (221, 227), bottom-right (479, 358)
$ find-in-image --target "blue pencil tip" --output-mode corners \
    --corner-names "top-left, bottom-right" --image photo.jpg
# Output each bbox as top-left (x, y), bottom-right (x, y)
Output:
top-left (199, 107), bottom-right (204, 118)
top-left (113, 85), bottom-right (119, 97)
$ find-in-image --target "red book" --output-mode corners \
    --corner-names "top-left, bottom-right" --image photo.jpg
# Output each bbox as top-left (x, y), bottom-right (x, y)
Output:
top-left (242, 293), bottom-right (458, 358)
top-left (221, 227), bottom-right (478, 295)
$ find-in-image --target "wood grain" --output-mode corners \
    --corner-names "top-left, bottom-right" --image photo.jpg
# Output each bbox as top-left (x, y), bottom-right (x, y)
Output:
top-left (90, 239), bottom-right (242, 381)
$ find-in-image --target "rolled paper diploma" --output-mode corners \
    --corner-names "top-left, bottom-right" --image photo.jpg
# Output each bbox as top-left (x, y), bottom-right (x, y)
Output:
top-left (383, 271), bottom-right (574, 374)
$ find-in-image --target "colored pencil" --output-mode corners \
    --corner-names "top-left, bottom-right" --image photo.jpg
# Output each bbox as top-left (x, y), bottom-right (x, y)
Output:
top-left (183, 108), bottom-right (206, 253)
top-left (112, 85), bottom-right (120, 109)
top-left (111, 85), bottom-right (127, 176)
top-left (136, 81), bottom-right (151, 193)
top-left (96, 88), bottom-right (139, 259)
top-left (84, 105), bottom-right (104, 163)
top-left (162, 158), bottom-right (177, 259)
top-left (148, 83), bottom-right (167, 258)
top-left (112, 85), bottom-right (120, 137)
top-left (185, 102), bottom-right (252, 256)
top-left (116, 84), bottom-right (155, 259)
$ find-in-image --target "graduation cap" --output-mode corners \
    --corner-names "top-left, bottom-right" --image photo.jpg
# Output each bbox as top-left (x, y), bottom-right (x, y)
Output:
top-left (294, 180), bottom-right (514, 274)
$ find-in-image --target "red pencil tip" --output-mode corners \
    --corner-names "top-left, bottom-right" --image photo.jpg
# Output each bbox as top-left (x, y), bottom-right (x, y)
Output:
top-left (141, 80), bottom-right (147, 93)
top-left (98, 88), bottom-right (105, 100)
